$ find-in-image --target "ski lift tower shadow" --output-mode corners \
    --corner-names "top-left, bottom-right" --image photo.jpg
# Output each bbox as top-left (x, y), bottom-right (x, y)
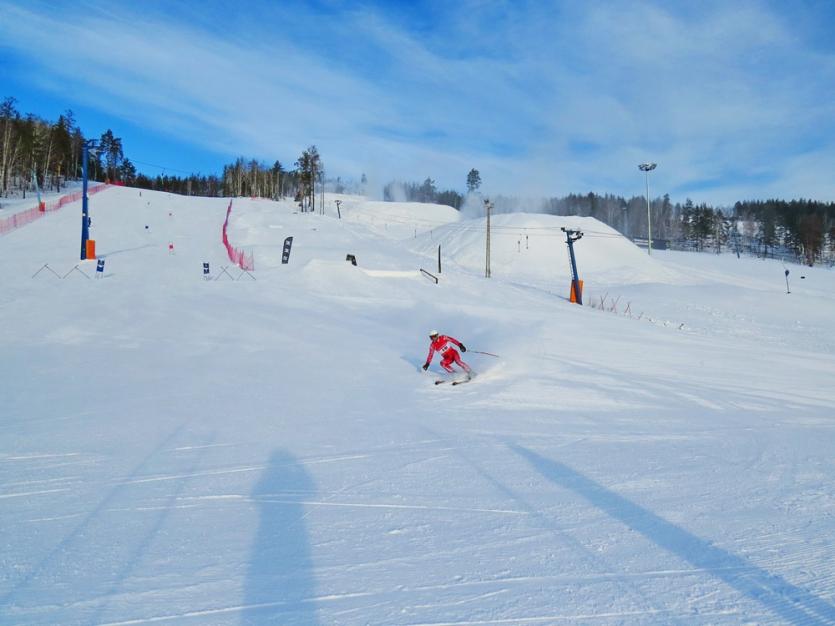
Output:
top-left (243, 450), bottom-right (320, 625)
top-left (511, 444), bottom-right (835, 625)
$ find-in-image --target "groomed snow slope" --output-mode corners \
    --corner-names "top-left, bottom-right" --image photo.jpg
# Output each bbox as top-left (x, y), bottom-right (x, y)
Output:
top-left (413, 213), bottom-right (681, 287)
top-left (2, 187), bottom-right (835, 625)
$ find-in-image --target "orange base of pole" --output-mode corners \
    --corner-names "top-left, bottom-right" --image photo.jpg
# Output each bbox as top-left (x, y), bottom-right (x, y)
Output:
top-left (569, 279), bottom-right (584, 303)
top-left (85, 239), bottom-right (96, 260)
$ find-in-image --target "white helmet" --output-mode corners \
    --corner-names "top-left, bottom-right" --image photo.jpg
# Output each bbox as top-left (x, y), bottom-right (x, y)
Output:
top-left (429, 330), bottom-right (439, 338)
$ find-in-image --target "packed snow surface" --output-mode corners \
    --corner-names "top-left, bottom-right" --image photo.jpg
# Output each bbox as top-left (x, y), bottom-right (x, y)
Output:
top-left (2, 187), bottom-right (835, 625)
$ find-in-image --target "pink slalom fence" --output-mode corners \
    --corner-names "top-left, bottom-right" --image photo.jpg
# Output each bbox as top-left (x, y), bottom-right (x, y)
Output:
top-left (222, 199), bottom-right (254, 271)
top-left (0, 183), bottom-right (111, 237)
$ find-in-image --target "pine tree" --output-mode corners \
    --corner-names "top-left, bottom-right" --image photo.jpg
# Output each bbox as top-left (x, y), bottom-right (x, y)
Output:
top-left (52, 114), bottom-right (73, 191)
top-left (466, 168), bottom-right (481, 193)
top-left (99, 129), bottom-right (123, 182)
top-left (419, 177), bottom-right (436, 202)
top-left (294, 146), bottom-right (321, 211)
top-left (119, 158), bottom-right (137, 185)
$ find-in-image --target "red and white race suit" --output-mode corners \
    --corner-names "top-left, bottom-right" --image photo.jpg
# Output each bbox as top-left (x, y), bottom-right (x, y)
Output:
top-left (424, 335), bottom-right (471, 374)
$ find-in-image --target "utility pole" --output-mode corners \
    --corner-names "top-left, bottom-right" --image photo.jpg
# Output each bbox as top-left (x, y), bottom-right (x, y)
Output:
top-left (484, 199), bottom-right (493, 278)
top-left (561, 227), bottom-right (584, 305)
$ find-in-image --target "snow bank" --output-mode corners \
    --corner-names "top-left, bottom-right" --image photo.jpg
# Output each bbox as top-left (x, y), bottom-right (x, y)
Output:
top-left (414, 212), bottom-right (681, 287)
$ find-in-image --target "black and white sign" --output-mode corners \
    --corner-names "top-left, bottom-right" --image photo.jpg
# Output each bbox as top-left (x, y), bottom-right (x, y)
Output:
top-left (282, 237), bottom-right (293, 264)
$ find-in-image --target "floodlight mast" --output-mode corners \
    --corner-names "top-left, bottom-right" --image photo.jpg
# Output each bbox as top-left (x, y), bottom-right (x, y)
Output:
top-left (638, 162), bottom-right (657, 255)
top-left (484, 199), bottom-right (493, 278)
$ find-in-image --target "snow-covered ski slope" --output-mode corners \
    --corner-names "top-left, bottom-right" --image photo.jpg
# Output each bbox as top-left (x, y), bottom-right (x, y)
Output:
top-left (2, 186), bottom-right (835, 625)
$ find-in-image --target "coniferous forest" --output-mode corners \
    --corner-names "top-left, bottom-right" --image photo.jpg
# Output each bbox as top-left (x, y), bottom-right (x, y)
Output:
top-left (2, 97), bottom-right (833, 265)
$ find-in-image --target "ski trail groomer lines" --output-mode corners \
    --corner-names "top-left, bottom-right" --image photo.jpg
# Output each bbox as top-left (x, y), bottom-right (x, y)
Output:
top-left (422, 330), bottom-right (473, 380)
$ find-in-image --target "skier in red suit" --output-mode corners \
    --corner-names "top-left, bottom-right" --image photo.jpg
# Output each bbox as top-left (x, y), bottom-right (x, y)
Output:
top-left (422, 330), bottom-right (472, 377)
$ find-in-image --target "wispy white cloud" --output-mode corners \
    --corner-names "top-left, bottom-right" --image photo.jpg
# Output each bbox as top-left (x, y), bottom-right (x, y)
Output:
top-left (1, 0), bottom-right (834, 203)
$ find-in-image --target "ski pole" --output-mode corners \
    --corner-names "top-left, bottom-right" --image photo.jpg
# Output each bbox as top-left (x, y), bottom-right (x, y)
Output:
top-left (471, 350), bottom-right (499, 357)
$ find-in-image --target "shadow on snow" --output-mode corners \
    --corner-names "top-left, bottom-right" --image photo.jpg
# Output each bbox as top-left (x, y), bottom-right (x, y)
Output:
top-left (242, 450), bottom-right (319, 625)
top-left (511, 444), bottom-right (835, 625)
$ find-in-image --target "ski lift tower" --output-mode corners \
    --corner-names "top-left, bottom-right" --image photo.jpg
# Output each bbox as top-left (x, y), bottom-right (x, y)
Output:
top-left (81, 139), bottom-right (98, 260)
top-left (561, 227), bottom-right (584, 304)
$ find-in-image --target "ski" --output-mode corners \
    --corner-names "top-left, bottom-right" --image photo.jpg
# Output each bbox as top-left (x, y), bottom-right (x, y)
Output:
top-left (434, 373), bottom-right (475, 386)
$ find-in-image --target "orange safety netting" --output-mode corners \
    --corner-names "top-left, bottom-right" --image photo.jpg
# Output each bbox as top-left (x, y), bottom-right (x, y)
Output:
top-left (221, 199), bottom-right (254, 271)
top-left (0, 183), bottom-right (111, 236)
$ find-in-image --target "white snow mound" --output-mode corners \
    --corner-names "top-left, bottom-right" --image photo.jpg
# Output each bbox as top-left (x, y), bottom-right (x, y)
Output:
top-left (413, 212), bottom-right (680, 286)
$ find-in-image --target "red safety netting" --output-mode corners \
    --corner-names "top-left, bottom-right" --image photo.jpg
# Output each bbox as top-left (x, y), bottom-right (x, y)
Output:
top-left (0, 183), bottom-right (111, 237)
top-left (222, 199), bottom-right (254, 271)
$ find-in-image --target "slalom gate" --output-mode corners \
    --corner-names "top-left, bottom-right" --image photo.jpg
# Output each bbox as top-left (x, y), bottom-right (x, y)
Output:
top-left (0, 183), bottom-right (111, 237)
top-left (221, 199), bottom-right (254, 271)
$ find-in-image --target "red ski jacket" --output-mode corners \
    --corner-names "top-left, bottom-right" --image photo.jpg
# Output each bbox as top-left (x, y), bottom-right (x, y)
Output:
top-left (425, 334), bottom-right (463, 365)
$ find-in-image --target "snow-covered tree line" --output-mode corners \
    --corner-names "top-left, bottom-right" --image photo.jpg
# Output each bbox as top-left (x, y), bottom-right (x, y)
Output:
top-left (132, 159), bottom-right (306, 202)
top-left (0, 97), bottom-right (133, 199)
top-left (5, 95), bottom-right (832, 263)
top-left (0, 96), bottom-right (320, 203)
top-left (383, 174), bottom-right (834, 264)
top-left (1, 98), bottom-right (110, 197)
top-left (733, 199), bottom-right (835, 265)
top-left (537, 193), bottom-right (834, 265)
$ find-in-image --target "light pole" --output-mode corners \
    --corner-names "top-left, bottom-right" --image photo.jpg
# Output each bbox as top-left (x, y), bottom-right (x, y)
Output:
top-left (81, 140), bottom-right (98, 260)
top-left (638, 162), bottom-right (657, 255)
top-left (484, 199), bottom-right (493, 278)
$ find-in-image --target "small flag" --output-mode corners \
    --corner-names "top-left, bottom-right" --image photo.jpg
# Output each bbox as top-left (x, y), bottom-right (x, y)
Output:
top-left (96, 259), bottom-right (105, 277)
top-left (282, 236), bottom-right (293, 264)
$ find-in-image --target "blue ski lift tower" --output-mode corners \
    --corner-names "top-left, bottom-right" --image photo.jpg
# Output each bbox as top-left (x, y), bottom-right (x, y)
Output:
top-left (81, 140), bottom-right (98, 260)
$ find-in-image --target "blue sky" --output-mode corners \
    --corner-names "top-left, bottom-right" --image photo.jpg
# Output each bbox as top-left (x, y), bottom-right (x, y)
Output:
top-left (1, 0), bottom-right (834, 204)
